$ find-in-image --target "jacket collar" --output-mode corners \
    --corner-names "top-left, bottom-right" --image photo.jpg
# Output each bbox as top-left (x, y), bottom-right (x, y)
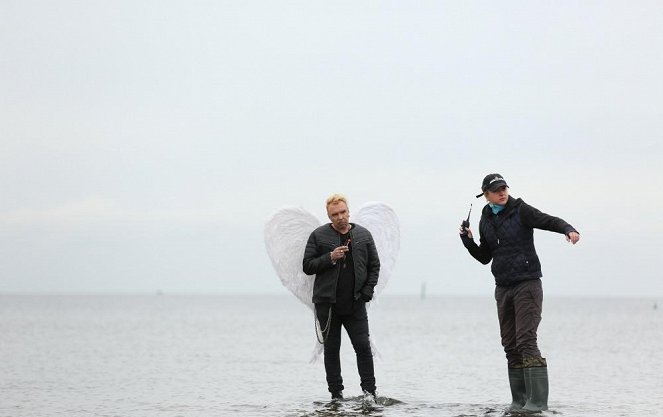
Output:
top-left (483, 196), bottom-right (521, 217)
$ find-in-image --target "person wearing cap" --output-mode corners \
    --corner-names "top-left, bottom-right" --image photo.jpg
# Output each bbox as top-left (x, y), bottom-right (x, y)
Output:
top-left (459, 174), bottom-right (580, 413)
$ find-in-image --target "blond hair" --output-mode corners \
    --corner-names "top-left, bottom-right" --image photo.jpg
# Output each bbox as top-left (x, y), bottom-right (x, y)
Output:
top-left (325, 193), bottom-right (348, 208)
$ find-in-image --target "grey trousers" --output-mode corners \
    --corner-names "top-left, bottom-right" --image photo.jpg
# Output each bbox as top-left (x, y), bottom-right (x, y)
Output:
top-left (495, 278), bottom-right (545, 368)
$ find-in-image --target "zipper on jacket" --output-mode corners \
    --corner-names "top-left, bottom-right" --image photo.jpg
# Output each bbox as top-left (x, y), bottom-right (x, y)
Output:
top-left (334, 234), bottom-right (342, 299)
top-left (335, 227), bottom-right (355, 301)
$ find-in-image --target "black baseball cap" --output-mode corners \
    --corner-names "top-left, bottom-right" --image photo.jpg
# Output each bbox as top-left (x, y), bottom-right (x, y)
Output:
top-left (476, 173), bottom-right (508, 198)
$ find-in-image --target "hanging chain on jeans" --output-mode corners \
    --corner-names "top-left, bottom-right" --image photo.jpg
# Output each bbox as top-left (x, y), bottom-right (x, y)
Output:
top-left (314, 305), bottom-right (332, 344)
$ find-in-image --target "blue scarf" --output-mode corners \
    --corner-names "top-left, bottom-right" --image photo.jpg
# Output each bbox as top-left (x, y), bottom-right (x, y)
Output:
top-left (489, 203), bottom-right (505, 215)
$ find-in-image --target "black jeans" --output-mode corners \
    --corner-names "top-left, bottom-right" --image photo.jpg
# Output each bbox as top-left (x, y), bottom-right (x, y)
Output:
top-left (316, 301), bottom-right (376, 394)
top-left (495, 278), bottom-right (545, 368)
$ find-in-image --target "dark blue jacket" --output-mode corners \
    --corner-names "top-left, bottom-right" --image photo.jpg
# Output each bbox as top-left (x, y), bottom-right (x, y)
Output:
top-left (461, 196), bottom-right (577, 287)
top-left (303, 223), bottom-right (380, 304)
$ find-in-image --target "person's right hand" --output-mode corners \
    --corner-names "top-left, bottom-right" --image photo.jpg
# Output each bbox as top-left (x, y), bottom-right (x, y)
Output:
top-left (459, 224), bottom-right (473, 239)
top-left (330, 245), bottom-right (349, 262)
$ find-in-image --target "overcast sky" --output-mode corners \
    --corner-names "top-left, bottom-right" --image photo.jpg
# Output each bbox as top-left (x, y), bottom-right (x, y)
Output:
top-left (1, 1), bottom-right (661, 298)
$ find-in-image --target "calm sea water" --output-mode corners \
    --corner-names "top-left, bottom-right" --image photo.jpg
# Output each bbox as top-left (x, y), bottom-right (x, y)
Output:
top-left (0, 294), bottom-right (660, 417)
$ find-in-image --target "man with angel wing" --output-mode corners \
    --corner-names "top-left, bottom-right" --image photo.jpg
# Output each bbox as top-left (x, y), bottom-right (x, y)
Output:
top-left (303, 193), bottom-right (380, 401)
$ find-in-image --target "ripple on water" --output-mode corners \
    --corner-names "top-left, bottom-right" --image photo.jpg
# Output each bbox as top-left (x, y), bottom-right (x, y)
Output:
top-left (283, 396), bottom-right (533, 417)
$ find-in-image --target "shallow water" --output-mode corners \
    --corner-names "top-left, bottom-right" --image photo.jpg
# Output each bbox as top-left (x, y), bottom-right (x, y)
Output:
top-left (0, 294), bottom-right (660, 416)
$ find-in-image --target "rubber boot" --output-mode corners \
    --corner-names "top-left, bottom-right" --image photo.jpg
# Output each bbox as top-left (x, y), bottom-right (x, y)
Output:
top-left (508, 367), bottom-right (527, 410)
top-left (522, 366), bottom-right (548, 412)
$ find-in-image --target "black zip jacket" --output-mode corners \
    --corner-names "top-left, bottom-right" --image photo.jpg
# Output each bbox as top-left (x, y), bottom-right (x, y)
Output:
top-left (461, 196), bottom-right (578, 287)
top-left (303, 223), bottom-right (380, 304)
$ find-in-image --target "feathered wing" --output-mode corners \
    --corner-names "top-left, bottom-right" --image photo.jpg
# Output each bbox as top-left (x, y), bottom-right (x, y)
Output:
top-left (264, 207), bottom-right (320, 311)
top-left (353, 202), bottom-right (400, 300)
top-left (264, 207), bottom-right (324, 362)
top-left (353, 202), bottom-right (400, 359)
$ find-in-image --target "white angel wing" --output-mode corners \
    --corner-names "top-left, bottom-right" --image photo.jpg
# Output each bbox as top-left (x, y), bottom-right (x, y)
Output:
top-left (264, 207), bottom-right (324, 362)
top-left (353, 202), bottom-right (400, 300)
top-left (353, 202), bottom-right (400, 359)
top-left (264, 206), bottom-right (320, 311)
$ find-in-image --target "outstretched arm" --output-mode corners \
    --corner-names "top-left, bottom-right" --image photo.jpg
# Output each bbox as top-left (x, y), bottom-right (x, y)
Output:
top-left (520, 202), bottom-right (580, 244)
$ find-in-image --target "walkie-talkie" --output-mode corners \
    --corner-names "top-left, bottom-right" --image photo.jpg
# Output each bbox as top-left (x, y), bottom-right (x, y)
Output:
top-left (461, 204), bottom-right (472, 235)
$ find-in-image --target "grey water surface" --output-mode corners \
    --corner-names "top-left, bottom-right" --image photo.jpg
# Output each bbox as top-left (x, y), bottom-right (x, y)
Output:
top-left (1, 294), bottom-right (660, 416)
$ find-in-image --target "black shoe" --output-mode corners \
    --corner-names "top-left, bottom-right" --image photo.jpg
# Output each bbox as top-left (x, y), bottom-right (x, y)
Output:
top-left (331, 391), bottom-right (343, 400)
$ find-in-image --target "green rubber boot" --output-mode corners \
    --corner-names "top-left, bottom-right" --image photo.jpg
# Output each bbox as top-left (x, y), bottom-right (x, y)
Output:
top-left (522, 366), bottom-right (549, 412)
top-left (508, 367), bottom-right (527, 410)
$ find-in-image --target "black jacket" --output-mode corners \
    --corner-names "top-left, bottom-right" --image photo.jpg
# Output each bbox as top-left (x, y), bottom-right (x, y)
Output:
top-left (303, 223), bottom-right (380, 304)
top-left (461, 196), bottom-right (577, 287)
